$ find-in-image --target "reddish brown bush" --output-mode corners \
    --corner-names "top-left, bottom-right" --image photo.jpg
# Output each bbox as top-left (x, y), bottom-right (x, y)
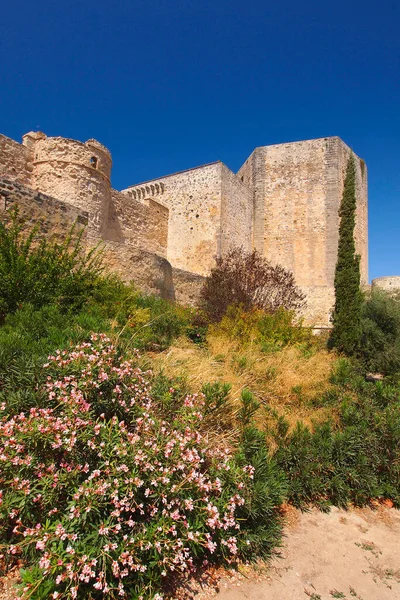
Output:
top-left (200, 248), bottom-right (306, 322)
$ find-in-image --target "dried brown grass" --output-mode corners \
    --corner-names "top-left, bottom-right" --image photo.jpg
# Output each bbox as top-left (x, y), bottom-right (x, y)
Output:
top-left (149, 333), bottom-right (338, 429)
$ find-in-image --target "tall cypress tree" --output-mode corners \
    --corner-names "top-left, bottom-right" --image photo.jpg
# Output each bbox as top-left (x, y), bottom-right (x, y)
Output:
top-left (330, 154), bottom-right (363, 354)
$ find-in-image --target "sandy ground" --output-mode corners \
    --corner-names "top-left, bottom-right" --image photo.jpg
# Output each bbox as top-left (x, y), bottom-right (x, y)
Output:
top-left (194, 506), bottom-right (400, 600)
top-left (1, 506), bottom-right (399, 600)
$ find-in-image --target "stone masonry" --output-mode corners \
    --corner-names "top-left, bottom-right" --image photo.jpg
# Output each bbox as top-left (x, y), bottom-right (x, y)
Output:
top-left (237, 137), bottom-right (368, 324)
top-left (372, 276), bottom-right (400, 294)
top-left (0, 131), bottom-right (370, 326)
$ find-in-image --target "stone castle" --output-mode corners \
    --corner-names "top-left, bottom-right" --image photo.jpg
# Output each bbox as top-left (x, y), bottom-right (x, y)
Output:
top-left (0, 131), bottom-right (369, 327)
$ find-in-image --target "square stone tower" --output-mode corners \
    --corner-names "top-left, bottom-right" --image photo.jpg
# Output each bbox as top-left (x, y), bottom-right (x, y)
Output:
top-left (238, 137), bottom-right (368, 326)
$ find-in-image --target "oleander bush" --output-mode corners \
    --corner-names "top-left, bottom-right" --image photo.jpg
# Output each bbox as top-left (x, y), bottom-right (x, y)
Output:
top-left (0, 335), bottom-right (285, 600)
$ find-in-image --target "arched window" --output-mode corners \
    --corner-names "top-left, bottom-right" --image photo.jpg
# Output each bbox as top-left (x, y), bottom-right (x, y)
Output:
top-left (90, 156), bottom-right (98, 169)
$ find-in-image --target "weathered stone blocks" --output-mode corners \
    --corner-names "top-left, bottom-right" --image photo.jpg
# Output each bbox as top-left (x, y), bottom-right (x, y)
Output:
top-left (0, 130), bottom-right (373, 320)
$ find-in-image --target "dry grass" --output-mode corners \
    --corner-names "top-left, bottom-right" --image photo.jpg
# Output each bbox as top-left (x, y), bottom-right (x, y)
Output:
top-left (149, 333), bottom-right (338, 429)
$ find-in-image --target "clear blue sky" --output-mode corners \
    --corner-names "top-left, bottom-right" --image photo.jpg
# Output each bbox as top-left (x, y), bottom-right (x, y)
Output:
top-left (1, 0), bottom-right (399, 281)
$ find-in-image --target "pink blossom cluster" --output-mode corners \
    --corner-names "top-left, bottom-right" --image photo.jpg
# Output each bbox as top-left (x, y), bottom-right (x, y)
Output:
top-left (0, 335), bottom-right (253, 599)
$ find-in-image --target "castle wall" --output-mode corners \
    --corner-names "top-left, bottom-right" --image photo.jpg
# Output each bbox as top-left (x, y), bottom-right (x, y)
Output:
top-left (0, 135), bottom-right (33, 185)
top-left (372, 276), bottom-right (400, 294)
top-left (0, 130), bottom-right (371, 325)
top-left (0, 178), bottom-right (176, 302)
top-left (0, 178), bottom-right (88, 242)
top-left (104, 190), bottom-right (168, 258)
top-left (124, 163), bottom-right (224, 276)
top-left (237, 148), bottom-right (265, 255)
top-left (172, 267), bottom-right (206, 306)
top-left (261, 139), bottom-right (329, 286)
top-left (124, 162), bottom-right (254, 277)
top-left (97, 245), bottom-right (175, 301)
top-left (220, 164), bottom-right (253, 255)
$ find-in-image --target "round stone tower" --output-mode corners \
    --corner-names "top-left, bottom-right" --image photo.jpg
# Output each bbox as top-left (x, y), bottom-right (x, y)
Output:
top-left (23, 132), bottom-right (112, 241)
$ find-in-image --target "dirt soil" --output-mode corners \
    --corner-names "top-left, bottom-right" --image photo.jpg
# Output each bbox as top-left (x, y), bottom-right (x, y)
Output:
top-left (193, 506), bottom-right (400, 600)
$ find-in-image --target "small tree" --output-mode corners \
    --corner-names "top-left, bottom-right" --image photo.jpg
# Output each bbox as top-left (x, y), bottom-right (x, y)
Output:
top-left (0, 206), bottom-right (104, 320)
top-left (330, 154), bottom-right (363, 354)
top-left (199, 248), bottom-right (305, 322)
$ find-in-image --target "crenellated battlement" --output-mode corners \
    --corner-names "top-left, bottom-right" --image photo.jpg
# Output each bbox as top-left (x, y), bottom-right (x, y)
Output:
top-left (124, 181), bottom-right (165, 201)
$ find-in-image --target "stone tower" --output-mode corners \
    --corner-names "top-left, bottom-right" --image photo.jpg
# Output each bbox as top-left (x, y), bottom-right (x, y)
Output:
top-left (237, 137), bottom-right (368, 324)
top-left (22, 132), bottom-right (112, 242)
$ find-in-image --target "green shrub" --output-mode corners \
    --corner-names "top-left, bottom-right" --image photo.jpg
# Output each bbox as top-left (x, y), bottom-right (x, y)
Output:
top-left (86, 281), bottom-right (196, 351)
top-left (211, 305), bottom-right (313, 351)
top-left (267, 364), bottom-right (400, 509)
top-left (234, 390), bottom-right (287, 559)
top-left (123, 295), bottom-right (194, 351)
top-left (0, 207), bottom-right (104, 320)
top-left (0, 294), bottom-right (196, 422)
top-left (359, 289), bottom-right (400, 375)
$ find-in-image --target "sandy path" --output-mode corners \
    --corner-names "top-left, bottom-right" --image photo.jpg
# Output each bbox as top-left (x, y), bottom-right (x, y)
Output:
top-left (199, 506), bottom-right (400, 600)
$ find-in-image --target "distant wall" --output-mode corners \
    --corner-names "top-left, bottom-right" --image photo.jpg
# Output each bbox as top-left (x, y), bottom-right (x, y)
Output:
top-left (123, 163), bottom-right (223, 276)
top-left (372, 276), bottom-right (400, 294)
top-left (0, 135), bottom-right (33, 185)
top-left (220, 164), bottom-right (253, 255)
top-left (105, 190), bottom-right (168, 258)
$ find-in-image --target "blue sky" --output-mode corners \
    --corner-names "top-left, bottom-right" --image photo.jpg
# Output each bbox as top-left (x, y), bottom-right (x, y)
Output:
top-left (1, 0), bottom-right (399, 281)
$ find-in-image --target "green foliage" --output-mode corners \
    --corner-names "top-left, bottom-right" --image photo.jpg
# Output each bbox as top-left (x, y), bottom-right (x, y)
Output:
top-left (201, 381), bottom-right (231, 417)
top-left (0, 296), bottom-right (198, 424)
top-left (359, 289), bottom-right (400, 375)
top-left (330, 155), bottom-right (364, 354)
top-left (212, 305), bottom-right (314, 352)
top-left (329, 357), bottom-right (360, 387)
top-left (234, 390), bottom-right (287, 560)
top-left (0, 207), bottom-right (104, 320)
top-left (267, 362), bottom-right (400, 509)
top-left (70, 275), bottom-right (195, 352)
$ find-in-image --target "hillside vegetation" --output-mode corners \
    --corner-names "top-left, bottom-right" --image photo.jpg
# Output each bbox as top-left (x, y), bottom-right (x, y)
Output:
top-left (0, 210), bottom-right (399, 600)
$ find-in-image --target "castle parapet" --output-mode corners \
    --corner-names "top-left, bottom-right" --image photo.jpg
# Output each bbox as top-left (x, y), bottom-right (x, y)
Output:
top-left (124, 181), bottom-right (165, 202)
